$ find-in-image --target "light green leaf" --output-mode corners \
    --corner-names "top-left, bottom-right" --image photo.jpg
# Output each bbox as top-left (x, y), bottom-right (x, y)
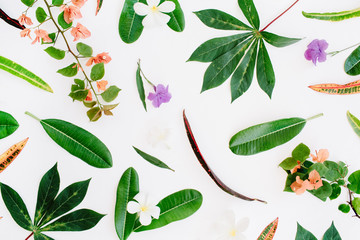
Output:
top-left (338, 204), bottom-right (350, 214)
top-left (119, 0), bottom-right (145, 43)
top-left (345, 46), bottom-right (360, 76)
top-left (58, 12), bottom-right (72, 29)
top-left (279, 157), bottom-right (298, 171)
top-left (347, 111), bottom-right (360, 137)
top-left (323, 222), bottom-right (342, 240)
top-left (101, 86), bottom-right (121, 102)
top-left (36, 7), bottom-right (47, 23)
top-left (257, 39), bottom-right (275, 98)
top-left (261, 31), bottom-right (301, 48)
top-left (52, 0), bottom-right (64, 6)
top-left (21, 0), bottom-right (35, 6)
top-left (161, 0), bottom-right (185, 32)
top-left (237, 0), bottom-right (260, 29)
top-left (329, 184), bottom-right (341, 200)
top-left (90, 63), bottom-right (105, 81)
top-left (0, 56), bottom-right (53, 92)
top-left (303, 8), bottom-right (360, 22)
top-left (57, 63), bottom-right (78, 77)
top-left (292, 143), bottom-right (310, 163)
top-left (308, 181), bottom-right (332, 202)
top-left (87, 107), bottom-right (102, 122)
top-left (308, 163), bottom-right (328, 177)
top-left (133, 146), bottom-right (174, 172)
top-left (44, 47), bottom-right (66, 60)
top-left (136, 64), bottom-right (146, 111)
top-left (76, 43), bottom-right (93, 57)
top-left (348, 170), bottom-right (360, 194)
top-left (0, 111), bottom-right (19, 139)
top-left (295, 223), bottom-right (317, 240)
top-left (324, 161), bottom-right (343, 182)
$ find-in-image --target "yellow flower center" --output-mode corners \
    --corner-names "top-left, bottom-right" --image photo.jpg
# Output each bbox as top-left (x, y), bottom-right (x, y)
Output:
top-left (151, 5), bottom-right (158, 12)
top-left (230, 229), bottom-right (236, 237)
top-left (140, 206), bottom-right (148, 212)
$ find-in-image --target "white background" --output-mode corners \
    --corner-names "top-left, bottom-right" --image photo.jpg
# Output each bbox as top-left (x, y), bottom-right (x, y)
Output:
top-left (1, 0), bottom-right (360, 239)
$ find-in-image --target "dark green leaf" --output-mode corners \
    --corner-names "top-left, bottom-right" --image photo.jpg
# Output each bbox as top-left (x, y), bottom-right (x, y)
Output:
top-left (231, 39), bottom-right (258, 101)
top-left (257, 39), bottom-right (275, 98)
top-left (52, 0), bottom-right (64, 6)
top-left (101, 85), bottom-right (121, 102)
top-left (0, 183), bottom-right (33, 230)
top-left (21, 0), bottom-right (35, 6)
top-left (194, 9), bottom-right (252, 30)
top-left (119, 0), bottom-right (145, 43)
top-left (345, 46), bottom-right (360, 76)
top-left (34, 233), bottom-right (55, 240)
top-left (76, 43), bottom-right (93, 57)
top-left (36, 7), bottom-right (47, 23)
top-left (57, 63), bottom-right (78, 77)
top-left (90, 63), bottom-right (105, 81)
top-left (136, 64), bottom-right (146, 111)
top-left (41, 209), bottom-right (104, 231)
top-left (44, 47), bottom-right (66, 60)
top-left (261, 31), bottom-right (301, 48)
top-left (162, 0), bottom-right (185, 32)
top-left (134, 189), bottom-right (203, 232)
top-left (295, 223), bottom-right (317, 240)
top-left (292, 143), bottom-right (310, 163)
top-left (338, 204), bottom-right (350, 213)
top-left (188, 33), bottom-right (252, 62)
top-left (115, 168), bottom-right (139, 240)
top-left (0, 111), bottom-right (19, 139)
top-left (87, 107), bottom-right (102, 122)
top-left (284, 173), bottom-right (303, 192)
top-left (69, 89), bottom-right (88, 101)
top-left (329, 184), bottom-right (341, 200)
top-left (308, 181), bottom-right (332, 202)
top-left (348, 170), bottom-right (360, 194)
top-left (323, 222), bottom-right (342, 240)
top-left (58, 12), bottom-right (72, 29)
top-left (133, 146), bottom-right (174, 172)
top-left (347, 111), bottom-right (360, 138)
top-left (279, 157), bottom-right (298, 171)
top-left (237, 0), bottom-right (260, 29)
top-left (34, 163), bottom-right (60, 225)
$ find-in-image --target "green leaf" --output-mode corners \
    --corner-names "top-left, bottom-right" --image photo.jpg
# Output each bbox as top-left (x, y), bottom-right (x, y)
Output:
top-left (338, 204), bottom-right (350, 213)
top-left (41, 32), bottom-right (56, 45)
top-left (329, 183), bottom-right (341, 200)
top-left (348, 170), bottom-right (360, 194)
top-left (231, 39), bottom-right (258, 102)
top-left (115, 167), bottom-right (139, 240)
top-left (345, 46), bottom-right (360, 76)
top-left (40, 209), bottom-right (104, 231)
top-left (201, 38), bottom-right (253, 92)
top-left (134, 189), bottom-right (203, 232)
top-left (353, 198), bottom-right (360, 215)
top-left (347, 111), bottom-right (360, 137)
top-left (257, 40), bottom-right (275, 98)
top-left (303, 8), bottom-right (360, 22)
top-left (308, 181), bottom-right (332, 202)
top-left (257, 217), bottom-right (279, 240)
top-left (44, 47), bottom-right (66, 60)
top-left (83, 101), bottom-right (97, 108)
top-left (87, 107), bottom-right (102, 122)
top-left (338, 161), bottom-right (349, 177)
top-left (0, 111), bottom-right (19, 139)
top-left (76, 43), bottom-right (93, 57)
top-left (69, 89), bottom-right (88, 102)
top-left (0, 183), bottom-right (33, 231)
top-left (279, 157), bottom-right (298, 171)
top-left (238, 0), bottom-right (260, 29)
top-left (39, 179), bottom-right (91, 226)
top-left (136, 63), bottom-right (147, 111)
top-left (133, 146), bottom-right (174, 172)
top-left (58, 12), bottom-right (72, 29)
top-left (323, 222), bottom-right (342, 240)
top-left (57, 63), bottom-right (78, 77)
top-left (308, 163), bottom-right (328, 177)
top-left (21, 0), bottom-right (35, 6)
top-left (101, 85), bottom-right (121, 102)
top-left (295, 223), bottom-right (317, 240)
top-left (292, 143), bottom-right (310, 163)
top-left (194, 9), bottom-right (252, 31)
top-left (324, 161), bottom-right (343, 181)
top-left (36, 7), bottom-right (47, 23)
top-left (188, 33), bottom-right (252, 63)
top-left (34, 163), bottom-right (60, 225)
top-left (34, 233), bottom-right (55, 240)
top-left (261, 31), bottom-right (301, 48)
top-left (90, 63), bottom-right (105, 81)
top-left (119, 0), bottom-right (145, 43)
top-left (26, 112), bottom-right (112, 168)
top-left (52, 0), bottom-right (64, 6)
top-left (0, 56), bottom-right (53, 92)
top-left (229, 115), bottom-right (322, 155)
top-left (162, 0), bottom-right (185, 32)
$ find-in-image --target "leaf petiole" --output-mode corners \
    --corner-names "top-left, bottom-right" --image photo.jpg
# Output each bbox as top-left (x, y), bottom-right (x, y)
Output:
top-left (306, 113), bottom-right (324, 121)
top-left (25, 111), bottom-right (41, 121)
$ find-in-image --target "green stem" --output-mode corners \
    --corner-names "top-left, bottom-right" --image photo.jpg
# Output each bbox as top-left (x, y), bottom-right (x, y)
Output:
top-left (137, 59), bottom-right (155, 87)
top-left (328, 41), bottom-right (360, 57)
top-left (25, 111), bottom-right (41, 121)
top-left (306, 113), bottom-right (324, 121)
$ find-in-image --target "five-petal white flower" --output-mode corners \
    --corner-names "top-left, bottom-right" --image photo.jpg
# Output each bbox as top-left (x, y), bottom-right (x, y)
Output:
top-left (214, 211), bottom-right (249, 240)
top-left (127, 193), bottom-right (160, 226)
top-left (134, 0), bottom-right (176, 27)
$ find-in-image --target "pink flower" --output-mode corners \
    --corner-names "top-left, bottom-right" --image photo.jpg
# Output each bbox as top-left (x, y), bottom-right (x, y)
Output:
top-left (71, 0), bottom-right (87, 8)
top-left (70, 23), bottom-right (91, 41)
top-left (290, 161), bottom-right (301, 174)
top-left (86, 52), bottom-right (112, 66)
top-left (20, 28), bottom-right (32, 39)
top-left (311, 149), bottom-right (329, 163)
top-left (18, 14), bottom-right (33, 25)
top-left (85, 89), bottom-right (92, 101)
top-left (61, 5), bottom-right (82, 24)
top-left (97, 80), bottom-right (108, 91)
top-left (308, 170), bottom-right (323, 190)
top-left (32, 29), bottom-right (52, 44)
top-left (290, 170), bottom-right (323, 195)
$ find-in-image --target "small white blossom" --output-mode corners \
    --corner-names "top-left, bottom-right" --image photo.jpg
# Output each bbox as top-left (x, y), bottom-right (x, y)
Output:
top-left (134, 0), bottom-right (176, 27)
top-left (127, 192), bottom-right (160, 226)
top-left (214, 211), bottom-right (249, 240)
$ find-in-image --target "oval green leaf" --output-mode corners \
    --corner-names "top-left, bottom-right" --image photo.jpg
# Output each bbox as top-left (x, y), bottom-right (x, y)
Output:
top-left (133, 146), bottom-right (174, 172)
top-left (76, 43), bottom-right (93, 57)
top-left (36, 7), bottom-right (47, 23)
top-left (0, 111), bottom-right (19, 139)
top-left (21, 0), bottom-right (35, 6)
top-left (90, 63), bottom-right (105, 81)
top-left (338, 204), bottom-right (350, 213)
top-left (45, 47), bottom-right (66, 60)
top-left (345, 46), bottom-right (360, 76)
top-left (323, 222), bottom-right (342, 240)
top-left (348, 170), bottom-right (360, 194)
top-left (303, 8), bottom-right (360, 22)
top-left (58, 11), bottom-right (72, 29)
top-left (101, 85), bottom-right (121, 102)
top-left (119, 0), bottom-right (145, 43)
top-left (57, 63), bottom-right (78, 77)
top-left (52, 0), bottom-right (64, 6)
top-left (308, 181), bottom-right (332, 202)
top-left (295, 223), bottom-right (317, 240)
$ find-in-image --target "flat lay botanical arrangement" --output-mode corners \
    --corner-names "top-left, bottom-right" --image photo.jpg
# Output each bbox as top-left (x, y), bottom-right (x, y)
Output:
top-left (1, 0), bottom-right (360, 239)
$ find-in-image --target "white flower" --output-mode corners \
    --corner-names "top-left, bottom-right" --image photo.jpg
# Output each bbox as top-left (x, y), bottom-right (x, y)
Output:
top-left (127, 193), bottom-right (160, 226)
top-left (134, 0), bottom-right (176, 27)
top-left (147, 126), bottom-right (170, 148)
top-left (214, 211), bottom-right (249, 240)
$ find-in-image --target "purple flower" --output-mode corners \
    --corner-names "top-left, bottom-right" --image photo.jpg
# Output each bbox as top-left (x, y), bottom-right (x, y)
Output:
top-left (305, 39), bottom-right (328, 65)
top-left (147, 84), bottom-right (172, 108)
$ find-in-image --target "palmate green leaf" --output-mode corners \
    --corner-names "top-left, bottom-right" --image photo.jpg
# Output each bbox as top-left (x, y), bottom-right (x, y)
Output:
top-left (40, 209), bottom-right (105, 231)
top-left (34, 163), bottom-right (60, 226)
top-left (119, 0), bottom-right (146, 43)
top-left (136, 63), bottom-right (147, 111)
top-left (257, 39), bottom-right (275, 98)
top-left (261, 31), bottom-right (301, 48)
top-left (161, 0), bottom-right (185, 32)
top-left (36, 7), bottom-right (47, 23)
top-left (58, 12), bottom-right (72, 29)
top-left (115, 167), bottom-right (139, 240)
top-left (229, 114), bottom-right (322, 155)
top-left (202, 38), bottom-right (253, 92)
top-left (134, 189), bottom-right (203, 232)
top-left (348, 170), bottom-right (360, 194)
top-left (345, 46), bottom-right (360, 76)
top-left (238, 0), bottom-right (260, 29)
top-left (295, 223), bottom-right (317, 240)
top-left (39, 179), bottom-right (90, 227)
top-left (188, 33), bottom-right (252, 63)
top-left (34, 233), bottom-right (55, 240)
top-left (323, 222), bottom-right (342, 240)
top-left (133, 146), bottom-right (174, 172)
top-left (0, 56), bottom-right (53, 92)
top-left (303, 8), bottom-right (360, 22)
top-left (257, 218), bottom-right (278, 240)
top-left (194, 9), bottom-right (252, 31)
top-left (0, 183), bottom-right (33, 231)
top-left (231, 39), bottom-right (258, 102)
top-left (101, 85), bottom-right (121, 102)
top-left (308, 181), bottom-right (332, 202)
top-left (44, 47), bottom-right (66, 60)
top-left (0, 111), bottom-right (19, 139)
top-left (26, 112), bottom-right (112, 168)
top-left (347, 111), bottom-right (360, 137)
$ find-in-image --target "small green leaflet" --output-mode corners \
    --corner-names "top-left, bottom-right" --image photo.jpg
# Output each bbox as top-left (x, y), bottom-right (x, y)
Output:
top-left (57, 63), bottom-right (78, 77)
top-left (133, 146), bottom-right (174, 172)
top-left (44, 47), bottom-right (66, 60)
top-left (303, 7), bottom-right (360, 22)
top-left (76, 43), bottom-right (93, 57)
top-left (36, 7), bottom-right (47, 23)
top-left (345, 46), bottom-right (360, 76)
top-left (58, 12), bottom-right (72, 29)
top-left (0, 56), bottom-right (53, 92)
top-left (0, 111), bottom-right (19, 139)
top-left (347, 111), bottom-right (360, 138)
top-left (90, 63), bottom-right (105, 81)
top-left (101, 86), bottom-right (121, 102)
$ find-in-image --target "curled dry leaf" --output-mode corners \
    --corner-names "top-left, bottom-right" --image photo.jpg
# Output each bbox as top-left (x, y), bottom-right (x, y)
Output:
top-left (0, 138), bottom-right (29, 173)
top-left (309, 80), bottom-right (360, 95)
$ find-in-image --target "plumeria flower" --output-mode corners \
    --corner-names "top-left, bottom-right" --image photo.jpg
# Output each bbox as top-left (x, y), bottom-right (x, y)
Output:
top-left (96, 80), bottom-right (108, 91)
top-left (20, 28), bottom-right (32, 39)
top-left (134, 0), bottom-right (176, 27)
top-left (71, 0), bottom-right (87, 8)
top-left (305, 39), bottom-right (328, 65)
top-left (148, 84), bottom-right (172, 108)
top-left (311, 149), bottom-right (329, 163)
top-left (290, 170), bottom-right (323, 195)
top-left (214, 211), bottom-right (249, 240)
top-left (32, 29), bottom-right (52, 44)
top-left (61, 5), bottom-right (82, 24)
top-left (71, 23), bottom-right (91, 41)
top-left (147, 125), bottom-right (171, 148)
top-left (86, 52), bottom-right (112, 66)
top-left (18, 14), bottom-right (33, 25)
top-left (127, 193), bottom-right (160, 226)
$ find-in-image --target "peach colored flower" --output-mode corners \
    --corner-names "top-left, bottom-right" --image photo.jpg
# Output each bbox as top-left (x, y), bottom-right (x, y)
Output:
top-left (71, 0), bottom-right (87, 8)
top-left (61, 5), bottom-right (82, 24)
top-left (72, 63), bottom-right (83, 72)
top-left (86, 52), bottom-right (112, 66)
top-left (70, 23), bottom-right (91, 41)
top-left (85, 89), bottom-right (92, 101)
top-left (311, 149), bottom-right (329, 163)
top-left (20, 28), bottom-right (32, 39)
top-left (290, 176), bottom-right (311, 195)
top-left (18, 14), bottom-right (33, 25)
top-left (291, 161), bottom-right (301, 174)
top-left (308, 170), bottom-right (323, 190)
top-left (97, 80), bottom-right (108, 91)
top-left (32, 29), bottom-right (52, 44)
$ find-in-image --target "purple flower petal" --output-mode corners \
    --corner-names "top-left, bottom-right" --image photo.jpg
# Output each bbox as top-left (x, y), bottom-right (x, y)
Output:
top-left (147, 84), bottom-right (172, 108)
top-left (304, 39), bottom-right (328, 66)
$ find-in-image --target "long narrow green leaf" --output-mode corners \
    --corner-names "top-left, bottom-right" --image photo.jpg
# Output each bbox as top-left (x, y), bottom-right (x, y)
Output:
top-left (347, 111), bottom-right (360, 137)
top-left (119, 0), bottom-right (146, 43)
top-left (257, 40), bottom-right (275, 98)
top-left (161, 0), bottom-right (185, 32)
top-left (133, 146), bottom-right (174, 171)
top-left (238, 0), bottom-right (260, 29)
top-left (345, 46), bottom-right (360, 76)
top-left (0, 111), bottom-right (19, 139)
top-left (261, 32), bottom-right (301, 48)
top-left (136, 63), bottom-right (147, 111)
top-left (0, 56), bottom-right (53, 92)
top-left (115, 167), bottom-right (139, 240)
top-left (303, 7), bottom-right (360, 21)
